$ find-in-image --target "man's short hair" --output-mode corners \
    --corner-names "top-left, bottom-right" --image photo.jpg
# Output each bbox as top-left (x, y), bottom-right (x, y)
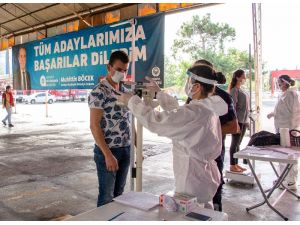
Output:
top-left (6, 85), bottom-right (11, 90)
top-left (109, 50), bottom-right (129, 66)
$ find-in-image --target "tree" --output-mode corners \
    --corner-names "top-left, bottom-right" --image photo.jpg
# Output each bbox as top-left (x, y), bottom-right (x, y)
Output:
top-left (172, 14), bottom-right (236, 57)
top-left (166, 13), bottom-right (254, 88)
top-left (165, 57), bottom-right (191, 88)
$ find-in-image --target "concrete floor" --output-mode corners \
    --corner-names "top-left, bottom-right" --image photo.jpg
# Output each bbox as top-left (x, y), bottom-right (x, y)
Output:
top-left (0, 101), bottom-right (300, 221)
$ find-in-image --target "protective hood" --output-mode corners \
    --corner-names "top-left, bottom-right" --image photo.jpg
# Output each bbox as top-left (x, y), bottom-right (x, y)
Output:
top-left (288, 86), bottom-right (299, 93)
top-left (191, 95), bottom-right (228, 117)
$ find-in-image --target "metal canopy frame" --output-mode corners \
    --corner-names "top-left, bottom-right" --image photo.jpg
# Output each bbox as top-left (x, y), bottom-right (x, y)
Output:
top-left (0, 3), bottom-right (130, 38)
top-left (0, 3), bottom-right (214, 40)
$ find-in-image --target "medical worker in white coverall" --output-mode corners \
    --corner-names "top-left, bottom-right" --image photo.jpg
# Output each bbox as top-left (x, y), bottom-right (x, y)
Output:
top-left (117, 64), bottom-right (228, 206)
top-left (268, 75), bottom-right (300, 190)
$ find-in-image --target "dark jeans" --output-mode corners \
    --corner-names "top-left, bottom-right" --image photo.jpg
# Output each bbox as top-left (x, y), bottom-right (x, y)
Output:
top-left (229, 123), bottom-right (247, 165)
top-left (94, 145), bottom-right (130, 207)
top-left (213, 136), bottom-right (226, 211)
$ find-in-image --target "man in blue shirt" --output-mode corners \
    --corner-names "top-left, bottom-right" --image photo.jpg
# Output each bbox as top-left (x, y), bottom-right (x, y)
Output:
top-left (89, 51), bottom-right (131, 207)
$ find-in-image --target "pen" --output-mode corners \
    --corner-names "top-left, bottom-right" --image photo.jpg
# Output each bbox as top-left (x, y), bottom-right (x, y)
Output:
top-left (108, 211), bottom-right (125, 221)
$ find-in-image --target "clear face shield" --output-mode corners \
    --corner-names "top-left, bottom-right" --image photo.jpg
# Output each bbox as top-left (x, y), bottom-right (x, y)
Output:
top-left (276, 78), bottom-right (289, 91)
top-left (185, 71), bottom-right (217, 99)
top-left (275, 79), bottom-right (281, 90)
top-left (184, 77), bottom-right (195, 99)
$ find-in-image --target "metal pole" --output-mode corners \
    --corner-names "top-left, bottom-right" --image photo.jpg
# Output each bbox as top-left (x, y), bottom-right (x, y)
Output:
top-left (252, 3), bottom-right (263, 132)
top-left (110, 19), bottom-right (140, 191)
top-left (129, 19), bottom-right (136, 191)
top-left (132, 18), bottom-right (143, 192)
top-left (14, 90), bottom-right (17, 114)
top-left (130, 19), bottom-right (143, 192)
top-left (249, 44), bottom-right (253, 136)
top-left (249, 44), bottom-right (252, 111)
top-left (136, 121), bottom-right (143, 192)
top-left (45, 90), bottom-right (48, 118)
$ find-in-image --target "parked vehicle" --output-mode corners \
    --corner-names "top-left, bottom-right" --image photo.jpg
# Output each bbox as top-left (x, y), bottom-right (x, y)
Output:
top-left (48, 89), bottom-right (88, 102)
top-left (24, 92), bottom-right (56, 104)
top-left (70, 90), bottom-right (88, 102)
top-left (49, 90), bottom-right (70, 101)
top-left (15, 91), bottom-right (26, 103)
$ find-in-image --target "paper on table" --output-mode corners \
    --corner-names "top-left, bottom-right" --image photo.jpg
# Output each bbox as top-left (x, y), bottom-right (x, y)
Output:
top-left (241, 148), bottom-right (291, 159)
top-left (110, 212), bottom-right (155, 221)
top-left (113, 191), bottom-right (159, 211)
top-left (242, 146), bottom-right (300, 158)
top-left (263, 146), bottom-right (300, 157)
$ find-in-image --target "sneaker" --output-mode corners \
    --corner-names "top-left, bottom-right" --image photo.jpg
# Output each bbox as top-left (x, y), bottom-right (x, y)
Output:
top-left (274, 179), bottom-right (297, 190)
top-left (8, 124), bottom-right (14, 128)
top-left (280, 181), bottom-right (297, 190)
top-left (2, 121), bottom-right (6, 126)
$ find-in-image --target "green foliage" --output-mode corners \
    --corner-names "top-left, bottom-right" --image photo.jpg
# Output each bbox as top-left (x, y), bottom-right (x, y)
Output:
top-left (172, 14), bottom-right (236, 57)
top-left (166, 13), bottom-right (254, 89)
top-left (164, 57), bottom-right (191, 88)
top-left (194, 48), bottom-right (251, 82)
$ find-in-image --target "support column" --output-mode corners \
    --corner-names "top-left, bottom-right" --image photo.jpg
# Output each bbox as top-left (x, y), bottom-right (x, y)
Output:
top-left (252, 3), bottom-right (263, 132)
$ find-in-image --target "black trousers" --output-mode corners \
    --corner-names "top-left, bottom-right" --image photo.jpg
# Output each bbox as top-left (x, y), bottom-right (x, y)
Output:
top-left (229, 123), bottom-right (247, 165)
top-left (213, 136), bottom-right (226, 211)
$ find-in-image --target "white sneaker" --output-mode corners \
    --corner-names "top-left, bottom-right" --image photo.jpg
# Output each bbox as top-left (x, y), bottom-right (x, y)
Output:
top-left (279, 181), bottom-right (297, 190)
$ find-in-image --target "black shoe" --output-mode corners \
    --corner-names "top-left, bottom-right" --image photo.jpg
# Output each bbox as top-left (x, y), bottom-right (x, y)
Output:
top-left (8, 124), bottom-right (14, 127)
top-left (2, 121), bottom-right (6, 126)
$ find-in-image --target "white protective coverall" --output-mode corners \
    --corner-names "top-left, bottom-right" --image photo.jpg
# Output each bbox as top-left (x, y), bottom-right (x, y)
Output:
top-left (274, 86), bottom-right (300, 184)
top-left (127, 91), bottom-right (228, 203)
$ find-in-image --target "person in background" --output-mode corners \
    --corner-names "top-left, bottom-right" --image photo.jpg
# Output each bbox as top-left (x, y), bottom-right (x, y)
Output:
top-left (228, 69), bottom-right (250, 173)
top-left (193, 59), bottom-right (239, 212)
top-left (2, 85), bottom-right (14, 128)
top-left (267, 75), bottom-right (300, 190)
top-left (88, 50), bottom-right (131, 207)
top-left (117, 64), bottom-right (228, 207)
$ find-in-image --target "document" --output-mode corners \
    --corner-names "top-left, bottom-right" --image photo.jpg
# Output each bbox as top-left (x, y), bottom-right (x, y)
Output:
top-left (113, 191), bottom-right (159, 211)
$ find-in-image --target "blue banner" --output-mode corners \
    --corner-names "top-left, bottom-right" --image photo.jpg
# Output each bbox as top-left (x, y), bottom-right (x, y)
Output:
top-left (12, 13), bottom-right (164, 90)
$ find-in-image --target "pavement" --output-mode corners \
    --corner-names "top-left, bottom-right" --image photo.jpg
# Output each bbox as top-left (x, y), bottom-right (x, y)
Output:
top-left (0, 99), bottom-right (300, 221)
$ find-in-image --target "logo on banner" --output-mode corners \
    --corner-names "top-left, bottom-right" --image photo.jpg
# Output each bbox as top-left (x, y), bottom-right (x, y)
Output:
top-left (152, 66), bottom-right (160, 77)
top-left (40, 75), bottom-right (46, 86)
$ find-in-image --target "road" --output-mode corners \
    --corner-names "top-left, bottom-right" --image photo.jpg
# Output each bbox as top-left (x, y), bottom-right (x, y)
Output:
top-left (1, 96), bottom-right (300, 220)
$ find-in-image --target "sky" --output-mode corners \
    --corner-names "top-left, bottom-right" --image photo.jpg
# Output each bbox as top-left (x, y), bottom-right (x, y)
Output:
top-left (1, 1), bottom-right (300, 73)
top-left (165, 2), bottom-right (300, 71)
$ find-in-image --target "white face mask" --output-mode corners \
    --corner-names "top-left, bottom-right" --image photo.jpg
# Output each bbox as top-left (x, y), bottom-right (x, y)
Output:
top-left (241, 79), bottom-right (246, 85)
top-left (111, 70), bottom-right (125, 83)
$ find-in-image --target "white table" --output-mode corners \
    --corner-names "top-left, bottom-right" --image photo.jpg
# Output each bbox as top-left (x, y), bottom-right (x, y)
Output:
top-left (234, 146), bottom-right (300, 220)
top-left (68, 200), bottom-right (228, 221)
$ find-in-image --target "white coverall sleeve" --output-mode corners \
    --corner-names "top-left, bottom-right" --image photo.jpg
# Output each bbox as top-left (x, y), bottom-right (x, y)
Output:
top-left (156, 91), bottom-right (180, 111)
top-left (286, 91), bottom-right (300, 129)
top-left (127, 95), bottom-right (197, 140)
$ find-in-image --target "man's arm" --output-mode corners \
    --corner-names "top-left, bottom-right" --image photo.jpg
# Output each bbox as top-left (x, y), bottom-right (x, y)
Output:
top-left (90, 108), bottom-right (119, 172)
